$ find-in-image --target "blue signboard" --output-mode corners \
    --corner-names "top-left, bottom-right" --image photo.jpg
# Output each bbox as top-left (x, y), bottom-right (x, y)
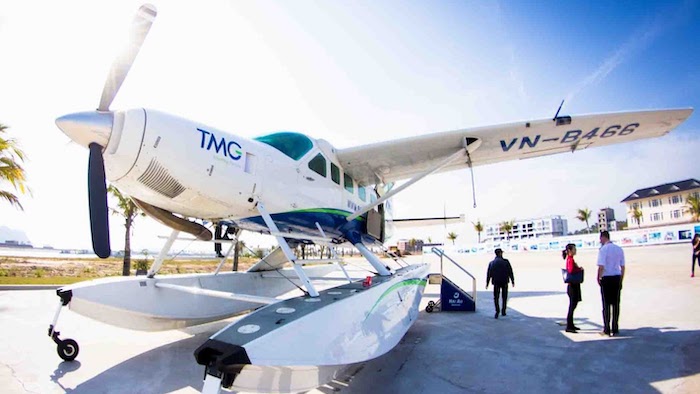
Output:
top-left (440, 277), bottom-right (475, 312)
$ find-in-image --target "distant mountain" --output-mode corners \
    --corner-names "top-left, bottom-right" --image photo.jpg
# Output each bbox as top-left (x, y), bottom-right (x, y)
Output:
top-left (0, 226), bottom-right (32, 244)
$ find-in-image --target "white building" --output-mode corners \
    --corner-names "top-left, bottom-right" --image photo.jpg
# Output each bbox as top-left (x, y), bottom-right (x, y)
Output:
top-left (598, 207), bottom-right (617, 232)
top-left (621, 179), bottom-right (700, 228)
top-left (483, 216), bottom-right (568, 242)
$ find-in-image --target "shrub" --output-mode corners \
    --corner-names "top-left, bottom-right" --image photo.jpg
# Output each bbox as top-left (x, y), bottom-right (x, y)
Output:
top-left (135, 260), bottom-right (150, 271)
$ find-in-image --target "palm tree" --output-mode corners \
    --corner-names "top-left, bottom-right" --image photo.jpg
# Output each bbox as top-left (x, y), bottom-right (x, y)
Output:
top-left (296, 243), bottom-right (306, 259)
top-left (576, 208), bottom-right (592, 233)
top-left (232, 238), bottom-right (245, 271)
top-left (499, 221), bottom-right (514, 240)
top-left (0, 124), bottom-right (29, 210)
top-left (472, 220), bottom-right (484, 243)
top-left (447, 232), bottom-right (458, 245)
top-left (685, 194), bottom-right (700, 222)
top-left (408, 238), bottom-right (417, 253)
top-left (630, 206), bottom-right (643, 228)
top-left (108, 185), bottom-right (145, 276)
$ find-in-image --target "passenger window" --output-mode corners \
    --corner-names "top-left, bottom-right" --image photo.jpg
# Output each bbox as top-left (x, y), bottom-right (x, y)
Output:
top-left (308, 154), bottom-right (326, 177)
top-left (344, 173), bottom-right (354, 194)
top-left (331, 163), bottom-right (340, 185)
top-left (358, 185), bottom-right (367, 202)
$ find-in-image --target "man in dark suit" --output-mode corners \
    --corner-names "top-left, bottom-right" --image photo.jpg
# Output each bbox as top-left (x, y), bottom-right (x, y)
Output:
top-left (486, 248), bottom-right (515, 319)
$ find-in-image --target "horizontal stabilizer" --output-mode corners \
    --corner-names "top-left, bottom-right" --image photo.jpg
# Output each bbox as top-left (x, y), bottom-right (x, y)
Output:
top-left (389, 215), bottom-right (465, 228)
top-left (247, 246), bottom-right (290, 272)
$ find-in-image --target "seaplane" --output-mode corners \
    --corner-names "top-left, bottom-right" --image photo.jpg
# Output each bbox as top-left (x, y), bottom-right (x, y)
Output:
top-left (50, 4), bottom-right (693, 393)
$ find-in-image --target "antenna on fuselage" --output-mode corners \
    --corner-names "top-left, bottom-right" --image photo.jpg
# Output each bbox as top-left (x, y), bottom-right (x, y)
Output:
top-left (553, 99), bottom-right (565, 121)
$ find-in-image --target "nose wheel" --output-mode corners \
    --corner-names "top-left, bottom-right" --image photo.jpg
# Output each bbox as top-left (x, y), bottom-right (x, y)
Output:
top-left (50, 326), bottom-right (80, 361)
top-left (49, 289), bottom-right (79, 361)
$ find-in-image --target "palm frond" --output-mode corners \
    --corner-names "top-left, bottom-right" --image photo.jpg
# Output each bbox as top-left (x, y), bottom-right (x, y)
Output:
top-left (0, 126), bottom-right (29, 210)
top-left (684, 194), bottom-right (700, 221)
top-left (0, 190), bottom-right (23, 210)
top-left (108, 185), bottom-right (143, 221)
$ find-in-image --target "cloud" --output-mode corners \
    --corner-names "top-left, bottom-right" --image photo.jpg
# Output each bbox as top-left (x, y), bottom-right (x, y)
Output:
top-left (566, 20), bottom-right (666, 105)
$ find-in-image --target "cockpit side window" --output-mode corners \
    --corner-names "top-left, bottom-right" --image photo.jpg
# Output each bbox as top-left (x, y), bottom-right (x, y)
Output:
top-left (331, 163), bottom-right (341, 185)
top-left (308, 153), bottom-right (327, 177)
top-left (253, 132), bottom-right (313, 160)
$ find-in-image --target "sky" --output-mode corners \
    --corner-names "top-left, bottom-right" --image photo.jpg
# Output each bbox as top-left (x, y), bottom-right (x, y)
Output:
top-left (0, 0), bottom-right (699, 252)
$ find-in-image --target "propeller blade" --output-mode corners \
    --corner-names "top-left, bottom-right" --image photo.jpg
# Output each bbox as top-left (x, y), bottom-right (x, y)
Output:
top-left (98, 4), bottom-right (157, 111)
top-left (88, 143), bottom-right (111, 258)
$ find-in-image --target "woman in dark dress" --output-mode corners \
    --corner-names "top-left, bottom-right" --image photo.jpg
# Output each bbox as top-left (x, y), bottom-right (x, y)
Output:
top-left (563, 243), bottom-right (583, 333)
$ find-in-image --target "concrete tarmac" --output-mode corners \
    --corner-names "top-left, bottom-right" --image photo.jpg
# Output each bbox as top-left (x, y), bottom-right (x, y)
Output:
top-left (1, 243), bottom-right (699, 393)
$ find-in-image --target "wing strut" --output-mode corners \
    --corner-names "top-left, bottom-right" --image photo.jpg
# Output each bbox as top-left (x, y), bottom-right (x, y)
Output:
top-left (257, 202), bottom-right (319, 297)
top-left (467, 149), bottom-right (477, 208)
top-left (347, 146), bottom-right (470, 222)
top-left (147, 229), bottom-right (180, 278)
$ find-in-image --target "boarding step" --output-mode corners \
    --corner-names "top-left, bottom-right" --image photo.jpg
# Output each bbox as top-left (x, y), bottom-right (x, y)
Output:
top-left (427, 274), bottom-right (475, 312)
top-left (426, 247), bottom-right (477, 313)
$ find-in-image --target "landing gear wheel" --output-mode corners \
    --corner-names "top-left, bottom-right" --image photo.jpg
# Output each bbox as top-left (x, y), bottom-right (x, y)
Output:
top-left (57, 338), bottom-right (79, 361)
top-left (426, 301), bottom-right (435, 313)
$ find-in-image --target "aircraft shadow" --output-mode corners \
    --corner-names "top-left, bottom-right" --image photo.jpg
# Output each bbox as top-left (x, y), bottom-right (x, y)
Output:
top-left (320, 290), bottom-right (700, 394)
top-left (61, 323), bottom-right (231, 394)
top-left (64, 335), bottom-right (206, 393)
top-left (481, 290), bottom-right (564, 299)
top-left (51, 290), bottom-right (700, 394)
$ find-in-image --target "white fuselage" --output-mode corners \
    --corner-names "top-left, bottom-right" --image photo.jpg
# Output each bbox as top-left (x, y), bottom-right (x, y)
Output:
top-left (104, 108), bottom-right (376, 237)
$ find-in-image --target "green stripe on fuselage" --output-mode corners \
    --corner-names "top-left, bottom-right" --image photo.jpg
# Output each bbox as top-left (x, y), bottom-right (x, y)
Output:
top-left (365, 278), bottom-right (427, 319)
top-left (293, 208), bottom-right (366, 221)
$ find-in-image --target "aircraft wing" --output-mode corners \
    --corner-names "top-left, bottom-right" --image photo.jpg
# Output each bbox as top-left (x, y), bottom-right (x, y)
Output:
top-left (336, 108), bottom-right (693, 185)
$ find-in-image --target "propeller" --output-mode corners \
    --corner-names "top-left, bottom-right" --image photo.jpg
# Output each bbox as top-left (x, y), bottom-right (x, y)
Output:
top-left (99, 4), bottom-right (157, 112)
top-left (88, 143), bottom-right (110, 258)
top-left (56, 4), bottom-right (158, 258)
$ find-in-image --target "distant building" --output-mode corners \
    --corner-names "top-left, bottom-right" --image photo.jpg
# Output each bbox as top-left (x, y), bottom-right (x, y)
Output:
top-left (598, 208), bottom-right (617, 232)
top-left (484, 216), bottom-right (568, 242)
top-left (396, 239), bottom-right (424, 255)
top-left (621, 178), bottom-right (700, 228)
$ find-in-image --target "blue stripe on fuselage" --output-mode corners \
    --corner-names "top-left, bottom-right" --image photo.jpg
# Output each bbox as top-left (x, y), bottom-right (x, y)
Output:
top-left (233, 210), bottom-right (378, 245)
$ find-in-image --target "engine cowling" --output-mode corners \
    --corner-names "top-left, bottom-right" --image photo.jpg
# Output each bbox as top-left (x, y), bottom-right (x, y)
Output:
top-left (104, 109), bottom-right (259, 221)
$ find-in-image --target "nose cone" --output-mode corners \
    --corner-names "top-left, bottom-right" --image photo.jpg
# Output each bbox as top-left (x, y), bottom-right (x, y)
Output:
top-left (56, 111), bottom-right (113, 148)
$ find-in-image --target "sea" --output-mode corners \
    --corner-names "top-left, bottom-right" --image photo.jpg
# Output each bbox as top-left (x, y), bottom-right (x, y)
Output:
top-left (0, 246), bottom-right (217, 260)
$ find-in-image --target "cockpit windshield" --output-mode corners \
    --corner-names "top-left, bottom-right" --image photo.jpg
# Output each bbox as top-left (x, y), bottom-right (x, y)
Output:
top-left (253, 132), bottom-right (313, 160)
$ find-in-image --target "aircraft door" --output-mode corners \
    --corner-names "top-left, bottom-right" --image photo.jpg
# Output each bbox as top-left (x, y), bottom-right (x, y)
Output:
top-left (299, 152), bottom-right (337, 209)
top-left (367, 203), bottom-right (385, 243)
top-left (244, 151), bottom-right (261, 204)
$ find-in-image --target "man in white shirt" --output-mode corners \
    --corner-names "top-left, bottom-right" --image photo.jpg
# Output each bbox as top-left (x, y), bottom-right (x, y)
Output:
top-left (597, 231), bottom-right (625, 336)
